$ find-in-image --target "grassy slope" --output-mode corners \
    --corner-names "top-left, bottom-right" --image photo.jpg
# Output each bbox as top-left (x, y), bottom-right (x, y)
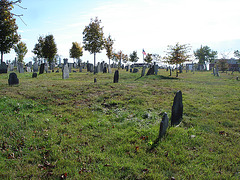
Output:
top-left (0, 69), bottom-right (239, 179)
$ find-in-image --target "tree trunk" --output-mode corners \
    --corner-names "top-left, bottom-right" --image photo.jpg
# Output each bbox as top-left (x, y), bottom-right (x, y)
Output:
top-left (94, 52), bottom-right (96, 74)
top-left (1, 51), bottom-right (3, 64)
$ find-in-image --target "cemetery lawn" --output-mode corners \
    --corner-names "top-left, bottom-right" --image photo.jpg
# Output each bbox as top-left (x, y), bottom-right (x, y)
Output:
top-left (0, 69), bottom-right (239, 179)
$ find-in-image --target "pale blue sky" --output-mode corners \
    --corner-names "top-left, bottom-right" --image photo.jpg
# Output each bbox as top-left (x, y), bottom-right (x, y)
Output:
top-left (4, 0), bottom-right (240, 63)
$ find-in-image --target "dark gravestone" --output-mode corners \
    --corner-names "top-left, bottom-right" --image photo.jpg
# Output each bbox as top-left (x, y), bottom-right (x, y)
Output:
top-left (0, 62), bottom-right (7, 74)
top-left (8, 73), bottom-right (19, 85)
top-left (103, 66), bottom-right (107, 73)
top-left (171, 91), bottom-right (183, 126)
top-left (130, 69), bottom-right (132, 73)
top-left (133, 68), bottom-right (138, 73)
top-left (94, 78), bottom-right (97, 83)
top-left (32, 72), bottom-right (37, 78)
top-left (39, 63), bottom-right (45, 74)
top-left (146, 66), bottom-right (154, 75)
top-left (159, 112), bottom-right (169, 138)
top-left (113, 70), bottom-right (119, 83)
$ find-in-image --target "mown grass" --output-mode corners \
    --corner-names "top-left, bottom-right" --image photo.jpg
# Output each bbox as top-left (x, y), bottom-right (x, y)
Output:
top-left (0, 68), bottom-right (239, 179)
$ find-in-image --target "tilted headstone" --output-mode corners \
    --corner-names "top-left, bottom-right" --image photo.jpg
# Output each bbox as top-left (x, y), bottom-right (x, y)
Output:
top-left (146, 66), bottom-right (154, 75)
top-left (8, 72), bottom-right (19, 85)
top-left (0, 62), bottom-right (8, 74)
top-left (159, 112), bottom-right (169, 138)
top-left (171, 91), bottom-right (183, 126)
top-left (141, 66), bottom-right (146, 77)
top-left (39, 63), bottom-right (45, 74)
top-left (33, 63), bottom-right (38, 72)
top-left (62, 64), bottom-right (69, 79)
top-left (32, 72), bottom-right (37, 78)
top-left (113, 70), bottom-right (119, 83)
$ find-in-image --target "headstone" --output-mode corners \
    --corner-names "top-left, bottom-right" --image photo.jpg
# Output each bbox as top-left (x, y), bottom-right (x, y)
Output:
top-left (113, 70), bottom-right (119, 83)
top-left (0, 62), bottom-right (8, 74)
top-left (130, 69), bottom-right (132, 73)
top-left (32, 72), bottom-right (37, 78)
top-left (146, 66), bottom-right (154, 75)
top-left (27, 67), bottom-right (31, 72)
top-left (8, 72), bottom-right (19, 85)
top-left (18, 63), bottom-right (24, 73)
top-left (170, 68), bottom-right (172, 76)
top-left (73, 70), bottom-right (77, 73)
top-left (171, 91), bottom-right (183, 126)
top-left (39, 63), bottom-right (45, 74)
top-left (133, 68), bottom-right (138, 73)
top-left (33, 62), bottom-right (38, 72)
top-left (62, 64), bottom-right (69, 79)
top-left (8, 64), bottom-right (14, 71)
top-left (159, 112), bottom-right (169, 138)
top-left (94, 78), bottom-right (97, 83)
top-left (44, 63), bottom-right (48, 73)
top-left (56, 69), bottom-right (59, 73)
top-left (126, 65), bottom-right (129, 71)
top-left (68, 63), bottom-right (73, 73)
top-left (141, 66), bottom-right (146, 77)
top-left (154, 62), bottom-right (158, 75)
top-left (108, 66), bottom-right (112, 73)
top-left (79, 66), bottom-right (82, 72)
top-left (63, 58), bottom-right (68, 65)
top-left (103, 66), bottom-right (107, 73)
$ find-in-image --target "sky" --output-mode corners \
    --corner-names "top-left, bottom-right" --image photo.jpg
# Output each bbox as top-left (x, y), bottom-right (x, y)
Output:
top-left (4, 0), bottom-right (240, 64)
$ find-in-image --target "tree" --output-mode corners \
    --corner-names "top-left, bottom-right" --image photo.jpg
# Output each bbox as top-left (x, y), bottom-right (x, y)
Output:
top-left (144, 53), bottom-right (153, 64)
top-left (83, 17), bottom-right (104, 73)
top-left (0, 0), bottom-right (21, 63)
top-left (69, 42), bottom-right (83, 63)
top-left (104, 35), bottom-right (114, 72)
top-left (129, 51), bottom-right (139, 63)
top-left (165, 42), bottom-right (191, 65)
top-left (217, 59), bottom-right (229, 72)
top-left (194, 45), bottom-right (217, 70)
top-left (32, 36), bottom-right (45, 64)
top-left (234, 50), bottom-right (240, 61)
top-left (152, 54), bottom-right (161, 63)
top-left (14, 41), bottom-right (27, 63)
top-left (114, 50), bottom-right (128, 68)
top-left (42, 34), bottom-right (57, 67)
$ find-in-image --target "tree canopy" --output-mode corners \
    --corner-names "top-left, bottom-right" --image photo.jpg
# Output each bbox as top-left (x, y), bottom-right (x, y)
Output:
top-left (83, 17), bottom-right (104, 73)
top-left (42, 34), bottom-right (57, 65)
top-left (194, 45), bottom-right (217, 66)
top-left (14, 41), bottom-right (28, 63)
top-left (129, 51), bottom-right (139, 63)
top-left (0, 0), bottom-right (21, 63)
top-left (164, 43), bottom-right (191, 65)
top-left (32, 36), bottom-right (45, 62)
top-left (104, 35), bottom-right (114, 66)
top-left (69, 42), bottom-right (83, 61)
top-left (144, 53), bottom-right (153, 64)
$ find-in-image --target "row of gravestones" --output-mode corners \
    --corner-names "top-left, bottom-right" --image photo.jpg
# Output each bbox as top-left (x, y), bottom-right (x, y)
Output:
top-left (127, 63), bottom-right (159, 77)
top-left (158, 90), bottom-right (183, 139)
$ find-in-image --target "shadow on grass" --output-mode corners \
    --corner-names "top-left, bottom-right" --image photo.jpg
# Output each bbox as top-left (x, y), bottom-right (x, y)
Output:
top-left (135, 75), bottom-right (178, 81)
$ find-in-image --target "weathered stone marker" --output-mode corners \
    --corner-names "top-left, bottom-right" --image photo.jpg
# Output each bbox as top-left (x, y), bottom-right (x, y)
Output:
top-left (141, 66), bottom-right (146, 77)
top-left (146, 66), bottom-right (154, 75)
top-left (39, 63), bottom-right (45, 74)
top-left (8, 72), bottom-right (19, 85)
top-left (171, 91), bottom-right (183, 126)
top-left (94, 78), bottom-right (97, 83)
top-left (0, 62), bottom-right (7, 74)
top-left (113, 70), bottom-right (119, 83)
top-left (62, 64), bottom-right (69, 79)
top-left (158, 112), bottom-right (169, 138)
top-left (32, 72), bottom-right (37, 78)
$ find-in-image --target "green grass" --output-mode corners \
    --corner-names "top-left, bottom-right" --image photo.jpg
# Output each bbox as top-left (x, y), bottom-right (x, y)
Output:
top-left (0, 69), bottom-right (239, 179)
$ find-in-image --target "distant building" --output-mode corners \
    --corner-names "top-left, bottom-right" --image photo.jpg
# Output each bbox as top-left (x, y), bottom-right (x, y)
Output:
top-left (209, 58), bottom-right (239, 71)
